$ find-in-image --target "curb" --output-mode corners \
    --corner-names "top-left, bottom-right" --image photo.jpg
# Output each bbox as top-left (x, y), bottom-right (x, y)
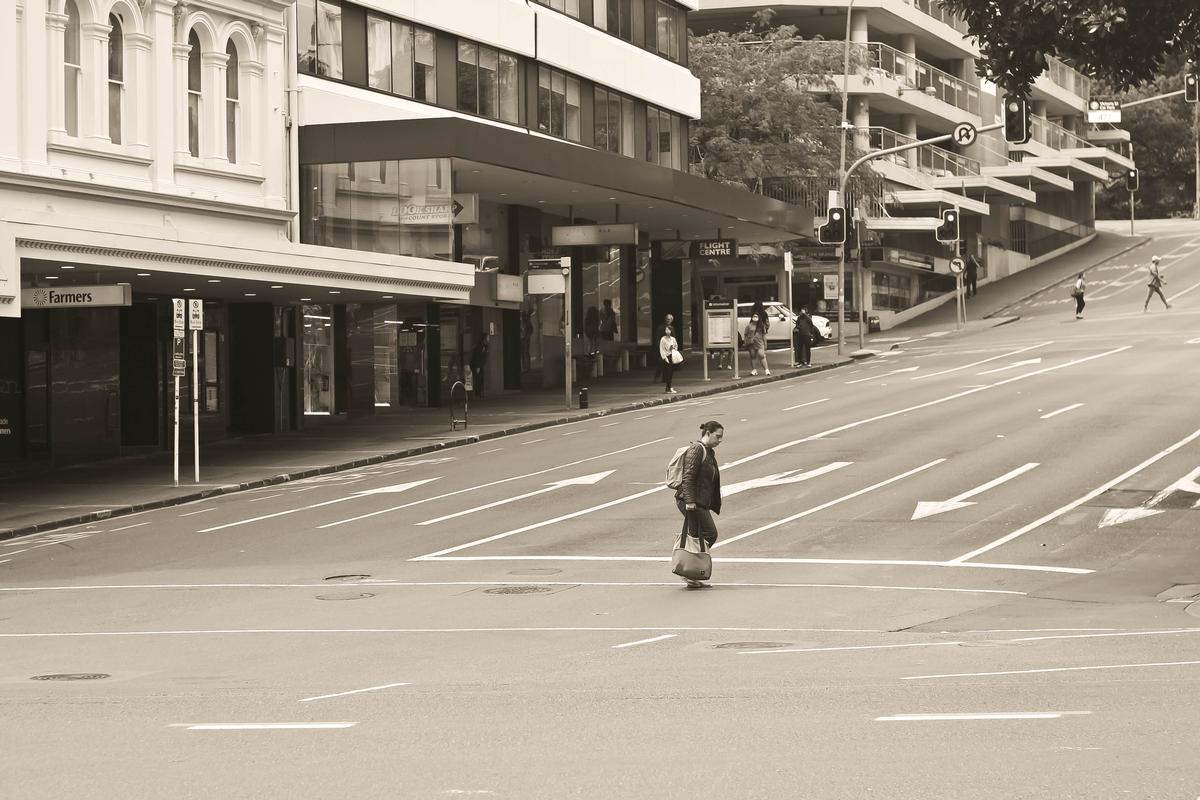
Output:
top-left (982, 236), bottom-right (1150, 319)
top-left (0, 357), bottom-right (852, 542)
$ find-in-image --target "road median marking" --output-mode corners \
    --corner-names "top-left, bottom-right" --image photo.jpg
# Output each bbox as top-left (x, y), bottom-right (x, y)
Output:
top-left (299, 682), bottom-right (412, 702)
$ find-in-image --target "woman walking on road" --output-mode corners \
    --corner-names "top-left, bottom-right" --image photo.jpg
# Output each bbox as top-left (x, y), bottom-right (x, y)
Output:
top-left (676, 421), bottom-right (724, 587)
top-left (659, 325), bottom-right (680, 394)
top-left (1144, 255), bottom-right (1171, 311)
top-left (1071, 272), bottom-right (1086, 319)
top-left (744, 313), bottom-right (769, 375)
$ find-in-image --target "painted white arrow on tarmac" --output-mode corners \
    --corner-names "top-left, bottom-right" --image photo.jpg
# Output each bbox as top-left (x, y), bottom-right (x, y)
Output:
top-left (355, 479), bottom-right (443, 495)
top-left (1100, 466), bottom-right (1200, 528)
top-left (846, 367), bottom-right (919, 384)
top-left (976, 358), bottom-right (1042, 376)
top-left (199, 478), bottom-right (440, 533)
top-left (723, 462), bottom-right (852, 496)
top-left (911, 463), bottom-right (1040, 520)
top-left (417, 471), bottom-right (616, 526)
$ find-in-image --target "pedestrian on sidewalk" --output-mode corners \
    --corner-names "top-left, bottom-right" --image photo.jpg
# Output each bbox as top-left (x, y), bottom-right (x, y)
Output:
top-left (1144, 255), bottom-right (1171, 311)
top-left (1071, 272), bottom-right (1086, 319)
top-left (792, 306), bottom-right (819, 367)
top-left (743, 313), bottom-right (769, 375)
top-left (469, 333), bottom-right (490, 399)
top-left (750, 299), bottom-right (771, 335)
top-left (675, 420), bottom-right (724, 587)
top-left (659, 325), bottom-right (680, 394)
top-left (965, 252), bottom-right (981, 298)
top-left (652, 313), bottom-right (675, 383)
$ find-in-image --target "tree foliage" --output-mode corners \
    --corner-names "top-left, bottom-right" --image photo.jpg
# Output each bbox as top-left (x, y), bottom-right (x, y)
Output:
top-left (938, 0), bottom-right (1200, 93)
top-left (689, 11), bottom-right (863, 186)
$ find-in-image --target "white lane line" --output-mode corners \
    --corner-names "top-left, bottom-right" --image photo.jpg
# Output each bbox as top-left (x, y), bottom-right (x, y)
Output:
top-left (912, 342), bottom-right (1053, 381)
top-left (299, 682), bottom-right (412, 702)
top-left (419, 555), bottom-right (1089, 574)
top-left (520, 439), bottom-right (545, 445)
top-left (1040, 403), bottom-right (1084, 419)
top-left (742, 641), bottom-right (962, 655)
top-left (247, 494), bottom-right (285, 503)
top-left (713, 460), bottom-right (946, 549)
top-left (781, 398), bottom-right (829, 412)
top-left (416, 471), bottom-right (614, 526)
top-left (1169, 279), bottom-right (1200, 303)
top-left (317, 438), bottom-right (669, 530)
top-left (611, 634), bottom-right (677, 649)
top-left (911, 463), bottom-right (1040, 520)
top-left (903, 660), bottom-right (1200, 681)
top-left (600, 422), bottom-right (621, 428)
top-left (0, 581), bottom-right (1025, 595)
top-left (845, 367), bottom-right (919, 384)
top-left (171, 723), bottom-right (356, 730)
top-left (0, 559), bottom-right (10, 564)
top-left (562, 430), bottom-right (584, 436)
top-left (634, 415), bottom-right (654, 420)
top-left (109, 521), bottom-right (151, 532)
top-left (478, 448), bottom-right (503, 454)
top-left (951, 424), bottom-right (1200, 563)
top-left (179, 507), bottom-right (217, 517)
top-left (976, 358), bottom-right (1041, 376)
top-left (0, 626), bottom-right (892, 639)
top-left (203, 479), bottom-right (438, 533)
top-left (875, 712), bottom-right (1086, 722)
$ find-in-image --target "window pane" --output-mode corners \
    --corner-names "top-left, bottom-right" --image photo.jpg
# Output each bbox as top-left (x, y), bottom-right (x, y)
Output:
top-left (392, 22), bottom-right (413, 97)
top-left (607, 0), bottom-right (620, 35)
top-left (64, 1), bottom-right (80, 64)
top-left (656, 3), bottom-right (670, 57)
top-left (108, 83), bottom-right (121, 144)
top-left (457, 41), bottom-right (478, 114)
top-left (621, 96), bottom-right (635, 157)
top-left (670, 113), bottom-right (682, 169)
top-left (226, 43), bottom-right (239, 99)
top-left (567, 0), bottom-right (579, 14)
top-left (608, 93), bottom-right (622, 153)
top-left (187, 32), bottom-right (201, 91)
top-left (619, 0), bottom-right (632, 41)
top-left (565, 77), bottom-right (580, 141)
top-left (316, 0), bottom-right (342, 79)
top-left (414, 30), bottom-right (435, 102)
top-left (297, 0), bottom-right (317, 74)
top-left (188, 92), bottom-right (199, 156)
top-left (367, 15), bottom-right (391, 91)
top-left (646, 107), bottom-right (659, 163)
top-left (107, 15), bottom-right (123, 81)
top-left (537, 67), bottom-right (551, 133)
top-left (226, 99), bottom-right (237, 162)
top-left (594, 88), bottom-right (608, 150)
top-left (593, 0), bottom-right (607, 30)
top-left (550, 71), bottom-right (564, 137)
top-left (478, 46), bottom-right (497, 119)
top-left (498, 53), bottom-right (518, 124)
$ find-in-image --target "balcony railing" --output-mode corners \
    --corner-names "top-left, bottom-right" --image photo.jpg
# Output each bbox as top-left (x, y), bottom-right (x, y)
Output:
top-left (1026, 115), bottom-right (1092, 151)
top-left (861, 42), bottom-right (980, 116)
top-left (903, 0), bottom-right (970, 35)
top-left (868, 127), bottom-right (980, 177)
top-left (759, 175), bottom-right (888, 219)
top-left (1045, 55), bottom-right (1091, 101)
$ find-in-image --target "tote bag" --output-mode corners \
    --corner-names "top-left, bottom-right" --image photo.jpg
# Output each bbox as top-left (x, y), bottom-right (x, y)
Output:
top-left (670, 514), bottom-right (712, 581)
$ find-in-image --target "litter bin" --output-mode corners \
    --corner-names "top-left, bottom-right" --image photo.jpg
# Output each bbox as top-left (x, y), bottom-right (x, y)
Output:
top-left (578, 387), bottom-right (589, 409)
top-left (867, 315), bottom-right (881, 333)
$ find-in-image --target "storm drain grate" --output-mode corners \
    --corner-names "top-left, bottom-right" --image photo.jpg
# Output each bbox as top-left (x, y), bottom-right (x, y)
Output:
top-left (315, 592), bottom-right (375, 601)
top-left (483, 586), bottom-right (553, 595)
top-left (324, 574), bottom-right (372, 582)
top-left (31, 673), bottom-right (110, 681)
top-left (713, 642), bottom-right (790, 650)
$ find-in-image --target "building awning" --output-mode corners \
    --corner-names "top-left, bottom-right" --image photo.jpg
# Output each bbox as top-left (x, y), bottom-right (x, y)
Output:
top-left (1059, 146), bottom-right (1136, 172)
top-left (980, 164), bottom-right (1074, 192)
top-left (885, 189), bottom-right (990, 216)
top-left (1020, 156), bottom-right (1111, 183)
top-left (928, 174), bottom-right (1037, 204)
top-left (300, 117), bottom-right (813, 244)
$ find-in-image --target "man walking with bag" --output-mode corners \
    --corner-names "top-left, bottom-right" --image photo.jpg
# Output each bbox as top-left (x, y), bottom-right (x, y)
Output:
top-left (673, 421), bottom-right (723, 588)
top-left (1144, 255), bottom-right (1171, 311)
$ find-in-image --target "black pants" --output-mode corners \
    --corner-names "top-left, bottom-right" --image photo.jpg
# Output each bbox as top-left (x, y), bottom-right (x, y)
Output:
top-left (676, 498), bottom-right (718, 548)
top-left (792, 334), bottom-right (812, 365)
top-left (662, 358), bottom-right (675, 391)
top-left (967, 275), bottom-right (977, 297)
top-left (1075, 294), bottom-right (1085, 316)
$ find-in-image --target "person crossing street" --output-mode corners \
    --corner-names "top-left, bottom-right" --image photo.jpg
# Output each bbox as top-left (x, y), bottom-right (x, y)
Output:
top-left (1144, 255), bottom-right (1171, 311)
top-left (674, 421), bottom-right (724, 588)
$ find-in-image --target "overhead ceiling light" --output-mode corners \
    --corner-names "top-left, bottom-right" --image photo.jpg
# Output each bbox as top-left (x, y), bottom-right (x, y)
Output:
top-left (300, 297), bottom-right (312, 301)
top-left (499, 192), bottom-right (508, 197)
top-left (647, 205), bottom-right (655, 209)
top-left (608, 197), bottom-right (616, 200)
top-left (117, 281), bottom-right (131, 286)
top-left (61, 265), bottom-right (75, 270)
top-left (381, 295), bottom-right (393, 299)
top-left (183, 288), bottom-right (195, 292)
top-left (244, 293), bottom-right (257, 297)
top-left (137, 272), bottom-right (151, 277)
top-left (304, 314), bottom-right (332, 320)
top-left (270, 285), bottom-right (283, 289)
top-left (329, 290), bottom-right (341, 294)
top-left (537, 200), bottom-right (545, 204)
top-left (44, 275), bottom-right (59, 280)
top-left (208, 279), bottom-right (221, 283)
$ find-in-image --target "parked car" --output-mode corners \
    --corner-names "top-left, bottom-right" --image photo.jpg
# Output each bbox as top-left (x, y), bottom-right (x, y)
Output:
top-left (736, 302), bottom-right (832, 346)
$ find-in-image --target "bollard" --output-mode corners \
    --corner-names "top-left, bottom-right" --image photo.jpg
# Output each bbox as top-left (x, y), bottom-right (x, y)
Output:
top-left (578, 387), bottom-right (589, 409)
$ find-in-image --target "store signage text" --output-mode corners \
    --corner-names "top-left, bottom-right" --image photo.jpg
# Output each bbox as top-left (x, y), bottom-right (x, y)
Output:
top-left (551, 224), bottom-right (639, 247)
top-left (691, 238), bottom-right (737, 258)
top-left (22, 285), bottom-right (132, 309)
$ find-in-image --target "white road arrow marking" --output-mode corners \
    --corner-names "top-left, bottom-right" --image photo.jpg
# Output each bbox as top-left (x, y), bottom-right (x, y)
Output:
top-left (417, 471), bottom-right (615, 525)
top-left (976, 358), bottom-right (1042, 375)
top-left (1099, 466), bottom-right (1200, 528)
top-left (723, 462), bottom-right (851, 496)
top-left (199, 479), bottom-right (441, 533)
top-left (911, 463), bottom-right (1040, 521)
top-left (846, 366), bottom-right (919, 384)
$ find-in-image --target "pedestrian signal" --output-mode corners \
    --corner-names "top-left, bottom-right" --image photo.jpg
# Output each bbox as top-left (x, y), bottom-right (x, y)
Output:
top-left (1186, 74), bottom-right (1198, 104)
top-left (935, 208), bottom-right (959, 243)
top-left (1003, 93), bottom-right (1031, 144)
top-left (1125, 168), bottom-right (1139, 192)
top-left (818, 206), bottom-right (847, 245)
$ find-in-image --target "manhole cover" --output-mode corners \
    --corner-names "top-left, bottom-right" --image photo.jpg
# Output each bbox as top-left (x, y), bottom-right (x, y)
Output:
top-left (324, 574), bottom-right (371, 582)
top-left (31, 673), bottom-right (109, 681)
top-left (713, 642), bottom-right (790, 650)
top-left (315, 592), bottom-right (375, 601)
top-left (507, 568), bottom-right (562, 576)
top-left (483, 586), bottom-right (553, 595)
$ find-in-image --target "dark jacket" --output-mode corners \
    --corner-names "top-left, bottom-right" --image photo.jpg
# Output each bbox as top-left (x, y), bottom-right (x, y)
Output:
top-left (793, 314), bottom-right (819, 340)
top-left (677, 442), bottom-right (721, 514)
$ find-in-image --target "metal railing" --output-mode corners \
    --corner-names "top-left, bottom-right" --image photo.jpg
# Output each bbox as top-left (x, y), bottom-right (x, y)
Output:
top-left (904, 0), bottom-right (970, 35)
top-left (759, 175), bottom-right (888, 219)
top-left (868, 127), bottom-right (980, 177)
top-left (861, 42), bottom-right (979, 116)
top-left (1010, 220), bottom-right (1094, 258)
top-left (1045, 55), bottom-right (1091, 101)
top-left (1023, 115), bottom-right (1092, 151)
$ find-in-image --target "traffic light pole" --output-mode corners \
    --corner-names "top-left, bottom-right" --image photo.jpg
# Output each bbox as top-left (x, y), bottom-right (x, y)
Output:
top-left (836, 120), bottom-right (1004, 354)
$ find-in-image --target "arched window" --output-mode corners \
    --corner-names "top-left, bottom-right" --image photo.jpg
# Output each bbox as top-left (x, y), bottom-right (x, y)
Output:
top-left (63, 0), bottom-right (81, 136)
top-left (187, 31), bottom-right (201, 157)
top-left (108, 14), bottom-right (124, 144)
top-left (225, 42), bottom-right (239, 163)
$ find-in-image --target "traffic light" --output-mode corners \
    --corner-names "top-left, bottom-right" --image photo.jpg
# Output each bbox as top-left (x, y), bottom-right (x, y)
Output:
top-left (1003, 93), bottom-right (1031, 144)
top-left (818, 206), bottom-right (847, 245)
top-left (935, 208), bottom-right (959, 244)
top-left (1125, 168), bottom-right (1139, 192)
top-left (1186, 74), bottom-right (1198, 103)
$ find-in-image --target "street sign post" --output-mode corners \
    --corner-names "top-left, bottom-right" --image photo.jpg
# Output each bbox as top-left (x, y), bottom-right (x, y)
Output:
top-left (188, 300), bottom-right (203, 484)
top-left (171, 299), bottom-right (184, 487)
top-left (952, 122), bottom-right (977, 147)
top-left (1086, 98), bottom-right (1121, 124)
top-left (949, 257), bottom-right (966, 330)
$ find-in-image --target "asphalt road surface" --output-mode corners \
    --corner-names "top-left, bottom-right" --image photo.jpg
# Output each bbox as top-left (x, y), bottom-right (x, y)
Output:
top-left (4, 226), bottom-right (1200, 799)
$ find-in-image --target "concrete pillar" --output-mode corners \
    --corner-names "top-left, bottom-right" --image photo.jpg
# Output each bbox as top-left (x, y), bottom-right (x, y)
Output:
top-left (901, 114), bottom-right (918, 169)
top-left (125, 32), bottom-right (153, 148)
top-left (852, 96), bottom-right (870, 154)
top-left (849, 10), bottom-right (869, 43)
top-left (0, 2), bottom-right (20, 162)
top-left (173, 40), bottom-right (191, 158)
top-left (80, 20), bottom-right (112, 144)
top-left (149, 0), bottom-right (176, 185)
top-left (43, 5), bottom-right (67, 139)
top-left (899, 33), bottom-right (917, 86)
top-left (204, 49), bottom-right (229, 161)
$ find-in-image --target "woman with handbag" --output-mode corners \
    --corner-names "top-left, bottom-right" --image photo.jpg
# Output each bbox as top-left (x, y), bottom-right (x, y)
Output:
top-left (743, 313), bottom-right (769, 375)
top-left (659, 325), bottom-right (681, 394)
top-left (674, 421), bottom-right (724, 588)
